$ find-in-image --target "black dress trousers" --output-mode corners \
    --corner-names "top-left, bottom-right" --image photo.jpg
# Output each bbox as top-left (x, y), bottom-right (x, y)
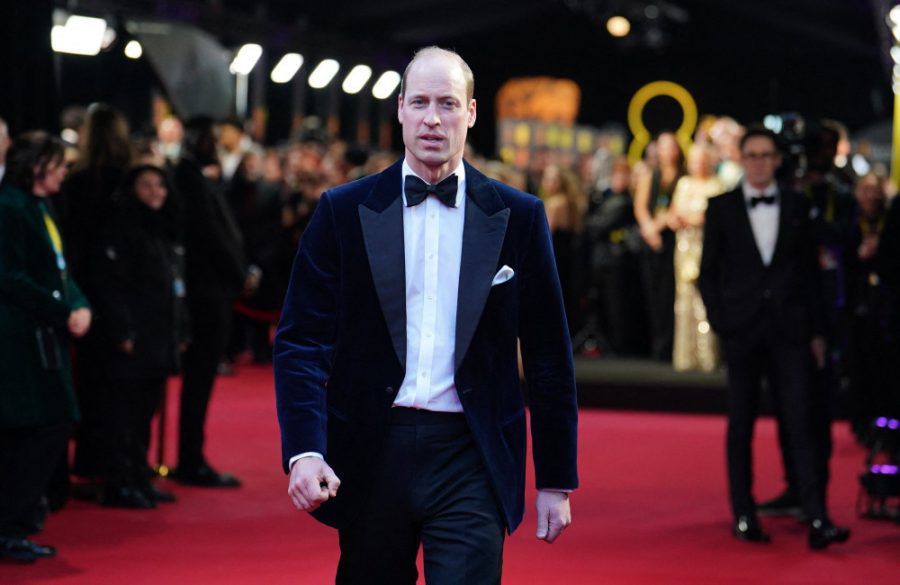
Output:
top-left (721, 314), bottom-right (825, 521)
top-left (178, 289), bottom-right (233, 470)
top-left (0, 423), bottom-right (71, 538)
top-left (336, 408), bottom-right (505, 585)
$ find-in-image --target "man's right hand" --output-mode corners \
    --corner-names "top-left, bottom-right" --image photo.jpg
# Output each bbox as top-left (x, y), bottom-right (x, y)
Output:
top-left (288, 457), bottom-right (341, 512)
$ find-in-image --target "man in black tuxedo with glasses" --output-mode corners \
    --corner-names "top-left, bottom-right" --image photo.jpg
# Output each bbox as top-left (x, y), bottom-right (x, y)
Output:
top-left (699, 127), bottom-right (849, 550)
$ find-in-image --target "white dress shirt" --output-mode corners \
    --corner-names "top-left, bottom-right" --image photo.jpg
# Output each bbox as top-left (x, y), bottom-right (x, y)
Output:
top-left (289, 160), bottom-right (466, 467)
top-left (392, 159), bottom-right (466, 412)
top-left (743, 181), bottom-right (779, 266)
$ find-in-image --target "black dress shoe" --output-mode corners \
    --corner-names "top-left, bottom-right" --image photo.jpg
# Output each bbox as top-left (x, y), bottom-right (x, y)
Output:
top-left (757, 489), bottom-right (802, 518)
top-left (172, 464), bottom-right (241, 488)
top-left (0, 537), bottom-right (37, 563)
top-left (26, 540), bottom-right (56, 558)
top-left (142, 483), bottom-right (177, 503)
top-left (99, 484), bottom-right (156, 509)
top-left (809, 519), bottom-right (850, 550)
top-left (732, 515), bottom-right (771, 543)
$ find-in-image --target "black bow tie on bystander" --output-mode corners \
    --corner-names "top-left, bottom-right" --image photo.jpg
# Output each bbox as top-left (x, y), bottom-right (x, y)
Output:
top-left (404, 174), bottom-right (459, 208)
top-left (749, 194), bottom-right (776, 208)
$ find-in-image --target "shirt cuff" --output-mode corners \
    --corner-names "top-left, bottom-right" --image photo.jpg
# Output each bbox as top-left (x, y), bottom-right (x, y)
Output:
top-left (289, 452), bottom-right (324, 469)
top-left (539, 488), bottom-right (574, 494)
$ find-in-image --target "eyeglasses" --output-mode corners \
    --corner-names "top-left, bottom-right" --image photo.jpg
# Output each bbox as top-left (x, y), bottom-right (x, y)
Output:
top-left (742, 152), bottom-right (778, 161)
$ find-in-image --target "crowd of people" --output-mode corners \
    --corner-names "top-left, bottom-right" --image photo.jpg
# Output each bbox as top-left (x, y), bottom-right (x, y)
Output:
top-left (1, 99), bottom-right (898, 560)
top-left (562, 118), bottom-right (899, 442)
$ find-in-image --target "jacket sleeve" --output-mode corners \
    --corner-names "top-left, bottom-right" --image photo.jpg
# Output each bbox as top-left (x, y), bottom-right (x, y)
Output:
top-left (273, 191), bottom-right (340, 473)
top-left (0, 206), bottom-right (72, 327)
top-left (798, 199), bottom-right (827, 339)
top-left (586, 195), bottom-right (632, 239)
top-left (518, 199), bottom-right (579, 491)
top-left (698, 197), bottom-right (724, 333)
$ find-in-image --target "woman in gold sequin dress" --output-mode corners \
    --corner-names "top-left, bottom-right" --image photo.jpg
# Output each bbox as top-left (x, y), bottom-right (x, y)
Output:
top-left (669, 143), bottom-right (724, 372)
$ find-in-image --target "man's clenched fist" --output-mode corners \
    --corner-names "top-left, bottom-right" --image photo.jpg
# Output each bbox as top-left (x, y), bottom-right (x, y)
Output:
top-left (288, 457), bottom-right (341, 512)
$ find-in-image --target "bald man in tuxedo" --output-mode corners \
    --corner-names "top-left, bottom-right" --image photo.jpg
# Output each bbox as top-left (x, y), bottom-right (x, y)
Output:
top-left (274, 47), bottom-right (578, 583)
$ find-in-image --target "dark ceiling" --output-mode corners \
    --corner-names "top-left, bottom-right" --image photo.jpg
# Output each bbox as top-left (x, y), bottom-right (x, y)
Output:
top-left (47, 0), bottom-right (896, 151)
top-left (253, 0), bottom-right (891, 142)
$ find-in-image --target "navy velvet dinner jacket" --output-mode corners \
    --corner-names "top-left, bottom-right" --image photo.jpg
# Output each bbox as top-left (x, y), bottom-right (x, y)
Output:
top-left (273, 160), bottom-right (578, 533)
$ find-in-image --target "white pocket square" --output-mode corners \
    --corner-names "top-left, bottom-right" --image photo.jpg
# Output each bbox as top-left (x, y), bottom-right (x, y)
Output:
top-left (491, 265), bottom-right (515, 286)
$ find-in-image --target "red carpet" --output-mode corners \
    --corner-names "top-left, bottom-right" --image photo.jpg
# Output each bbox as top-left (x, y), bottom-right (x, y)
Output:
top-left (3, 364), bottom-right (898, 584)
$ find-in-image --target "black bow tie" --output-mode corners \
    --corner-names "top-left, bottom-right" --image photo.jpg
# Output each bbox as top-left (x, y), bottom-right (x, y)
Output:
top-left (749, 194), bottom-right (776, 208)
top-left (404, 174), bottom-right (458, 208)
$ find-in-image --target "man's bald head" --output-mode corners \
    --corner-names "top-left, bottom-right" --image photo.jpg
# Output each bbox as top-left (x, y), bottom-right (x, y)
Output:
top-left (400, 46), bottom-right (474, 102)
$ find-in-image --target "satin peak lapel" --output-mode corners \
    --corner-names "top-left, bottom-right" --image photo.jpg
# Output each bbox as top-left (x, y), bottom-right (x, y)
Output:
top-left (455, 163), bottom-right (510, 370)
top-left (769, 188), bottom-right (793, 268)
top-left (358, 162), bottom-right (406, 369)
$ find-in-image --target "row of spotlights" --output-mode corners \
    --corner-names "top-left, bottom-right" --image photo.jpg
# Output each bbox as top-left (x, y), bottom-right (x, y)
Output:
top-left (889, 6), bottom-right (900, 94)
top-left (51, 13), bottom-right (402, 99)
top-left (51, 12), bottom-right (145, 61)
top-left (234, 44), bottom-right (400, 99)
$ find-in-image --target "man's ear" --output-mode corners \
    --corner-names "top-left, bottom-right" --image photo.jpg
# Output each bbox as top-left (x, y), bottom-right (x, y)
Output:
top-left (468, 99), bottom-right (477, 128)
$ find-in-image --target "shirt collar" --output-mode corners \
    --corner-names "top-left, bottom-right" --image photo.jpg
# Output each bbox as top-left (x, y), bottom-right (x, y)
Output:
top-left (401, 159), bottom-right (466, 208)
top-left (743, 180), bottom-right (778, 200)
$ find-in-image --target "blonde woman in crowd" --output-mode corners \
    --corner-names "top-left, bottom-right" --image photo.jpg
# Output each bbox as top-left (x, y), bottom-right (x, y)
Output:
top-left (669, 142), bottom-right (724, 372)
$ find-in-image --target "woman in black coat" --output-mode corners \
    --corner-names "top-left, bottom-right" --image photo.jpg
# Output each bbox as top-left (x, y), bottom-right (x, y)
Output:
top-left (0, 131), bottom-right (91, 562)
top-left (89, 165), bottom-right (189, 507)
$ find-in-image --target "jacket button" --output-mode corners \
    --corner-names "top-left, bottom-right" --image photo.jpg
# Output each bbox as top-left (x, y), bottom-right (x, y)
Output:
top-left (52, 290), bottom-right (62, 300)
top-left (385, 386), bottom-right (394, 394)
top-left (762, 289), bottom-right (772, 299)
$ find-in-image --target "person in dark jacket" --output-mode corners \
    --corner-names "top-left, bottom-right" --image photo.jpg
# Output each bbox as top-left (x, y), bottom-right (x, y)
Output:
top-left (88, 165), bottom-right (189, 507)
top-left (844, 173), bottom-right (890, 439)
top-left (225, 150), bottom-right (281, 364)
top-left (0, 131), bottom-right (91, 562)
top-left (58, 103), bottom-right (134, 481)
top-left (578, 157), bottom-right (644, 356)
top-left (171, 117), bottom-right (247, 487)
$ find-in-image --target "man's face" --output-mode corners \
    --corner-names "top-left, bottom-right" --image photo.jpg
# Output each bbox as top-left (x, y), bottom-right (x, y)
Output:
top-left (740, 136), bottom-right (781, 189)
top-left (158, 118), bottom-right (183, 144)
top-left (219, 124), bottom-right (242, 151)
top-left (397, 54), bottom-right (476, 179)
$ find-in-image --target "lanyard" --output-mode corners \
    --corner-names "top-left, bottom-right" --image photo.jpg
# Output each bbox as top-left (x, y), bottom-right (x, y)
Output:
top-left (803, 184), bottom-right (835, 223)
top-left (859, 215), bottom-right (885, 237)
top-left (38, 201), bottom-right (67, 272)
